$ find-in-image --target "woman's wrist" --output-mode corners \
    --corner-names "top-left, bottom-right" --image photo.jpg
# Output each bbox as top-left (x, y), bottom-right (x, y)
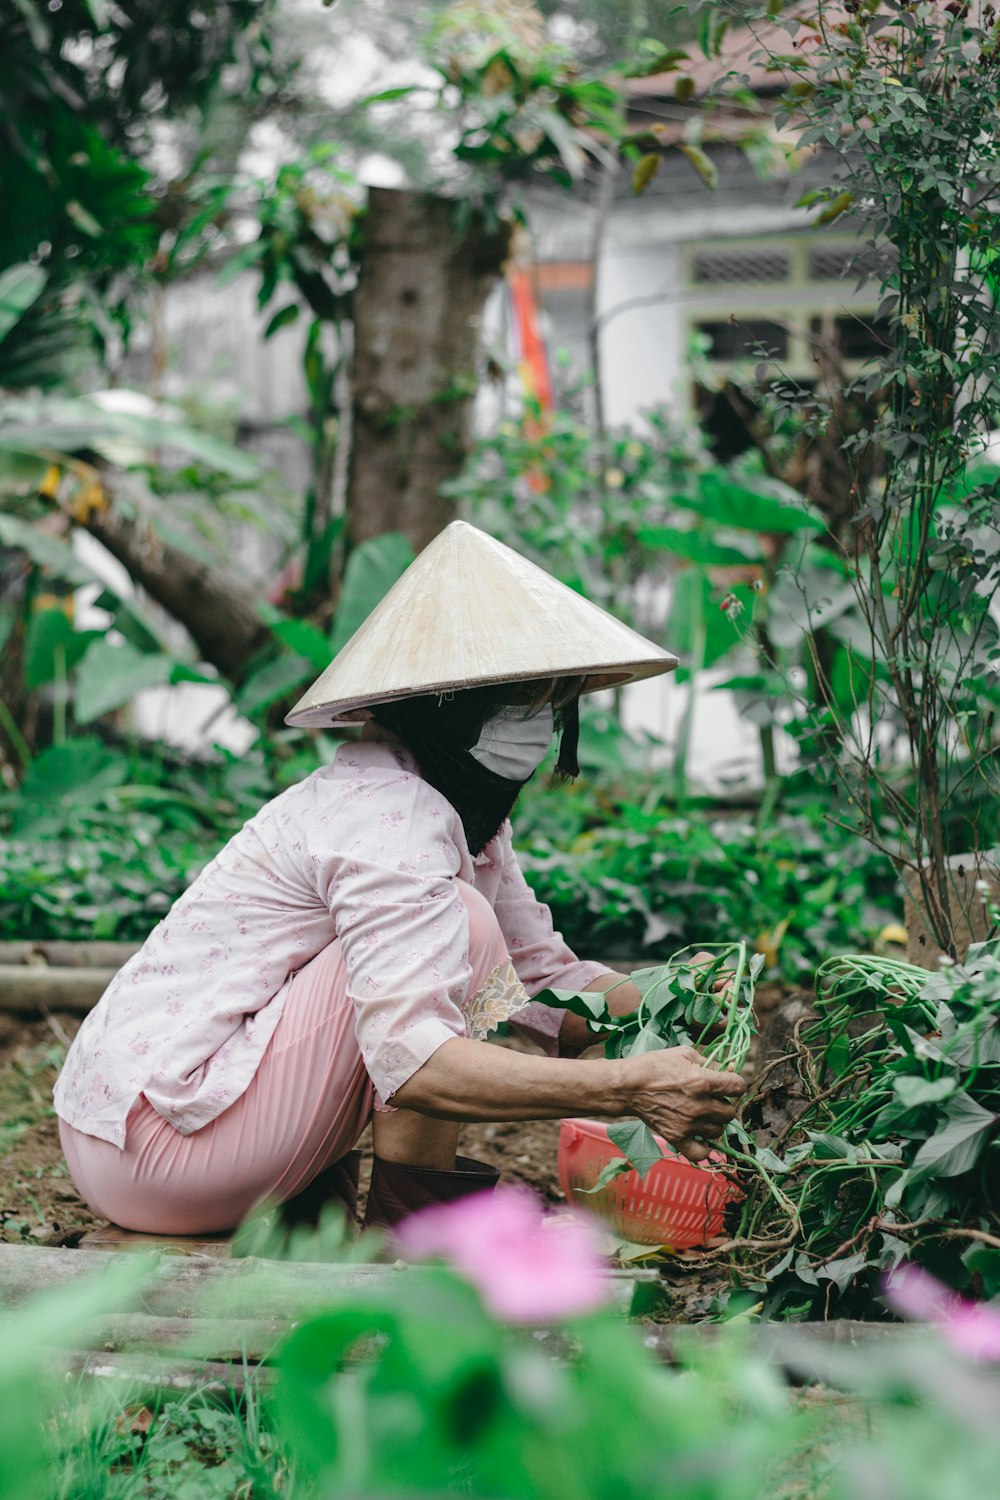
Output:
top-left (557, 971), bottom-right (641, 1059)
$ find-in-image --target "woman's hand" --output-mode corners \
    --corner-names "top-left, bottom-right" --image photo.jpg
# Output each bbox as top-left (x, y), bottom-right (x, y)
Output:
top-left (620, 1046), bottom-right (745, 1161)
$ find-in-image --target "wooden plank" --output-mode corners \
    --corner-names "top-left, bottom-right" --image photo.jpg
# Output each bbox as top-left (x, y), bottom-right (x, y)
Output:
top-left (52, 1320), bottom-right (917, 1386)
top-left (0, 941), bottom-right (140, 970)
top-left (0, 964), bottom-right (115, 1012)
top-left (66, 1312), bottom-right (288, 1361)
top-left (61, 1348), bottom-right (272, 1396)
top-left (79, 1226), bottom-right (233, 1257)
top-left (0, 1244), bottom-right (657, 1320)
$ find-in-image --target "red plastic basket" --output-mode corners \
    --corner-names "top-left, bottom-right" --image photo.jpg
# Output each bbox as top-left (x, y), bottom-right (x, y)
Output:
top-left (558, 1117), bottom-right (741, 1248)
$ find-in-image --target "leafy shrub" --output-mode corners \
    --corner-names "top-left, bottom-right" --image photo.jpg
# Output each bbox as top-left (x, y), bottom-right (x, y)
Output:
top-left (725, 944), bottom-right (1000, 1319)
top-left (0, 735), bottom-right (273, 941)
top-left (513, 776), bottom-right (901, 980)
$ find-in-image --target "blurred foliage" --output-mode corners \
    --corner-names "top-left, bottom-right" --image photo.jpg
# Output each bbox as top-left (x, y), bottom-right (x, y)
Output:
top-left (0, 734), bottom-right (272, 941)
top-left (8, 1185), bottom-right (1000, 1496)
top-left (0, 715), bottom-right (900, 980)
top-left (513, 762), bottom-right (901, 981)
top-left (0, 0), bottom-right (282, 361)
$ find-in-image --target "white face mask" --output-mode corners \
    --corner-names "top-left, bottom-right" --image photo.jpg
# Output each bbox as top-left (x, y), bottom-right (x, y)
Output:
top-left (468, 704), bottom-right (554, 781)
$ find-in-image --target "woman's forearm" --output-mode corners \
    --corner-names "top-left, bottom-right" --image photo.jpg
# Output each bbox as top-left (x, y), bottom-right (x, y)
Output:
top-left (393, 1037), bottom-right (626, 1121)
top-left (392, 1034), bottom-right (745, 1159)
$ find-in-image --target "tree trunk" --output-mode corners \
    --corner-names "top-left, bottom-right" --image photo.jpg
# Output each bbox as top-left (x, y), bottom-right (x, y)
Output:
top-left (348, 187), bottom-right (511, 555)
top-left (82, 489), bottom-right (272, 684)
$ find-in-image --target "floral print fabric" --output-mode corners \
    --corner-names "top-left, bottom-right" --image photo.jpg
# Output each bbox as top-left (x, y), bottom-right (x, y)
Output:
top-left (54, 738), bottom-right (613, 1148)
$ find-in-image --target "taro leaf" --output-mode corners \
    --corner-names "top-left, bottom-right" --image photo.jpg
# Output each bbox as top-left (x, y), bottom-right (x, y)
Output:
top-left (679, 468), bottom-right (825, 535)
top-left (268, 616), bottom-right (335, 670)
top-left (893, 1075), bottom-right (958, 1110)
top-left (24, 609), bottom-right (100, 687)
top-left (12, 737), bottom-right (130, 834)
top-left (816, 1249), bottom-right (866, 1292)
top-left (906, 1093), bottom-right (998, 1182)
top-left (74, 639), bottom-right (174, 723)
top-left (636, 525), bottom-right (761, 567)
top-left (328, 532), bottom-right (415, 655)
top-left (607, 1119), bottom-right (664, 1179)
top-left (578, 1157), bottom-right (634, 1194)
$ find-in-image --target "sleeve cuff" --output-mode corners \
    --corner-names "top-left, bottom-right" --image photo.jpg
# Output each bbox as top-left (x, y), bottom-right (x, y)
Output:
top-left (366, 1015), bottom-right (465, 1107)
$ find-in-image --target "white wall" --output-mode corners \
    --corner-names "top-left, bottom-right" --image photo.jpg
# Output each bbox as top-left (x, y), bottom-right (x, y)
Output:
top-left (596, 241), bottom-right (687, 427)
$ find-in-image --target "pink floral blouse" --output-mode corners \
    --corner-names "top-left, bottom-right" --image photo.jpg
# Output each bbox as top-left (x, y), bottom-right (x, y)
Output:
top-left (54, 739), bottom-right (614, 1148)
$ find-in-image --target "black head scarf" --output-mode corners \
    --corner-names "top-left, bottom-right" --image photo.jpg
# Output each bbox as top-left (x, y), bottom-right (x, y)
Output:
top-left (372, 682), bottom-right (581, 856)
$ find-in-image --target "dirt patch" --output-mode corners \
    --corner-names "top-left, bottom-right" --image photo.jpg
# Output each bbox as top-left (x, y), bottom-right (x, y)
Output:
top-left (0, 1013), bottom-right (102, 1246)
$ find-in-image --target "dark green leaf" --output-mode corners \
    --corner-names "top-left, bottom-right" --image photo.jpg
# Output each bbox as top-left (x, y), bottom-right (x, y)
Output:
top-left (0, 264), bottom-right (46, 345)
top-left (637, 525), bottom-right (761, 566)
top-left (24, 610), bottom-right (100, 688)
top-left (235, 653), bottom-right (314, 717)
top-left (607, 1119), bottom-right (665, 1178)
top-left (907, 1094), bottom-right (997, 1181)
top-left (74, 640), bottom-right (174, 723)
top-left (329, 532), bottom-right (415, 655)
top-left (264, 303), bottom-right (300, 339)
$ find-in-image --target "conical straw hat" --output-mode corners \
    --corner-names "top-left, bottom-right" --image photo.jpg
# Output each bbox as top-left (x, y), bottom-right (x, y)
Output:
top-left (286, 520), bottom-right (679, 727)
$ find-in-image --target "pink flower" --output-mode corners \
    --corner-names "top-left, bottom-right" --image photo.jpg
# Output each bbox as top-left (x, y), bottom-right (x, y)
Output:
top-left (885, 1264), bottom-right (1000, 1361)
top-left (396, 1186), bottom-right (610, 1324)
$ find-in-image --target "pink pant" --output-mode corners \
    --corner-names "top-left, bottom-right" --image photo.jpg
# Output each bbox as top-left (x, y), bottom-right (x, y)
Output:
top-left (60, 883), bottom-right (510, 1234)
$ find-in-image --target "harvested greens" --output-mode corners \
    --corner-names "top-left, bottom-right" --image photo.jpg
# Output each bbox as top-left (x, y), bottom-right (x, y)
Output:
top-left (543, 941), bottom-right (1000, 1316)
top-left (720, 944), bottom-right (1000, 1316)
top-left (539, 942), bottom-right (762, 1188)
